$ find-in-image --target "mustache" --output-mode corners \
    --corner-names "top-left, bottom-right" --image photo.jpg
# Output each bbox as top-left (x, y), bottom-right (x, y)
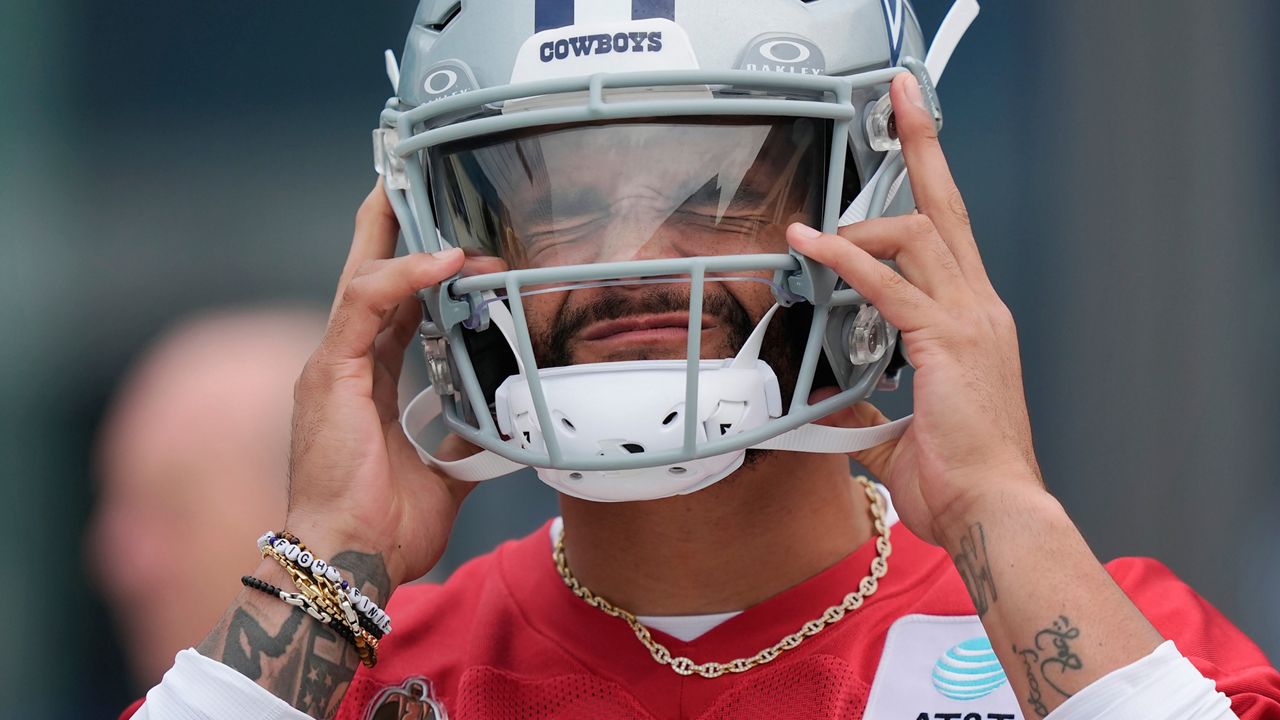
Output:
top-left (535, 286), bottom-right (754, 367)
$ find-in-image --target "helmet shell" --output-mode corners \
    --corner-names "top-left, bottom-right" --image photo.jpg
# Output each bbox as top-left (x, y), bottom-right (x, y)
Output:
top-left (397, 0), bottom-right (926, 107)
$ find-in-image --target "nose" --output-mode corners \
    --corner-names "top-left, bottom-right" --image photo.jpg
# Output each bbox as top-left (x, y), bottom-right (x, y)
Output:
top-left (593, 212), bottom-right (693, 264)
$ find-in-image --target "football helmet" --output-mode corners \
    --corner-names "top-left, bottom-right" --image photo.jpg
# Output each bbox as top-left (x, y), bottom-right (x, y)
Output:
top-left (379, 0), bottom-right (980, 501)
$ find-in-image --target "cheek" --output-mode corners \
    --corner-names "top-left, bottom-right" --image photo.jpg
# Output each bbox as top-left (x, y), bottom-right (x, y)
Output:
top-left (519, 291), bottom-right (566, 337)
top-left (721, 274), bottom-right (779, 322)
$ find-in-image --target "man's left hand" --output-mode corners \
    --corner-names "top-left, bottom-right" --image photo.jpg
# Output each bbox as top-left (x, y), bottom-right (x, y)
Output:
top-left (786, 71), bottom-right (1043, 547)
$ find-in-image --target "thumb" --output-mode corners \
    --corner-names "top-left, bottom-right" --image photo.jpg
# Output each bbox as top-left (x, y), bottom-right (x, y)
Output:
top-left (809, 388), bottom-right (897, 479)
top-left (846, 402), bottom-right (897, 480)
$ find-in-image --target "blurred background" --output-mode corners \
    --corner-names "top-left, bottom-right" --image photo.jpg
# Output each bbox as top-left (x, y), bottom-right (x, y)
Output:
top-left (1, 0), bottom-right (1277, 716)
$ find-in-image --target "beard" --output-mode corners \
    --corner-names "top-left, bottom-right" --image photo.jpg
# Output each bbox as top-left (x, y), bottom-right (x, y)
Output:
top-left (529, 283), bottom-right (809, 412)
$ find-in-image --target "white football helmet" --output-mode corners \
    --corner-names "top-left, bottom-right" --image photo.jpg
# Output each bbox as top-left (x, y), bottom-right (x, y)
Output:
top-left (377, 0), bottom-right (980, 501)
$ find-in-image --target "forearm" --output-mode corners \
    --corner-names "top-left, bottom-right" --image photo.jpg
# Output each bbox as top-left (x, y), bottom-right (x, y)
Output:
top-left (940, 484), bottom-right (1164, 719)
top-left (196, 549), bottom-right (392, 719)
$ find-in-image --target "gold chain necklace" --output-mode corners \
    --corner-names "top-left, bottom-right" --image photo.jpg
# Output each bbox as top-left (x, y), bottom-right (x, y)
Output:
top-left (552, 475), bottom-right (892, 678)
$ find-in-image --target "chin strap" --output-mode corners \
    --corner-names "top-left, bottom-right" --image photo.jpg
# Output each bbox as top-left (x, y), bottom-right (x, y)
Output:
top-left (401, 387), bottom-right (911, 483)
top-left (401, 390), bottom-right (527, 482)
top-left (401, 299), bottom-right (912, 483)
top-left (751, 415), bottom-right (912, 453)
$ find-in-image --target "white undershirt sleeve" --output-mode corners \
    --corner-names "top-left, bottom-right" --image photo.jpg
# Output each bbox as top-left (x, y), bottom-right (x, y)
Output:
top-left (1047, 640), bottom-right (1237, 720)
top-left (130, 648), bottom-right (315, 720)
top-left (132, 627), bottom-right (1236, 720)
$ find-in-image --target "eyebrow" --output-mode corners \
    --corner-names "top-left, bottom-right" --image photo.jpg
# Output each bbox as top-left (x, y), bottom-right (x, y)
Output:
top-left (516, 186), bottom-right (609, 226)
top-left (677, 176), bottom-right (773, 211)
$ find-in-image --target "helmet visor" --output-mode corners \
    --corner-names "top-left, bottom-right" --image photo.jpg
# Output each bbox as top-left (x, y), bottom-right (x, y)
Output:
top-left (428, 116), bottom-right (826, 271)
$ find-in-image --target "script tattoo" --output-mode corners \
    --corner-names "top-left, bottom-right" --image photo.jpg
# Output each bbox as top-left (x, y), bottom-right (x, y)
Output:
top-left (1016, 646), bottom-right (1051, 717)
top-left (198, 550), bottom-right (392, 719)
top-left (1014, 615), bottom-right (1084, 716)
top-left (952, 523), bottom-right (998, 616)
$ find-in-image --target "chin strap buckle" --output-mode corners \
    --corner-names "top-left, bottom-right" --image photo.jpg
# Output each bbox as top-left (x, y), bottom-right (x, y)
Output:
top-left (419, 321), bottom-right (456, 396)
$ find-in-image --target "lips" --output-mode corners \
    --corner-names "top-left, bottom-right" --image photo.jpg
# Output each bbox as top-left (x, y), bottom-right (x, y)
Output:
top-left (576, 312), bottom-right (720, 343)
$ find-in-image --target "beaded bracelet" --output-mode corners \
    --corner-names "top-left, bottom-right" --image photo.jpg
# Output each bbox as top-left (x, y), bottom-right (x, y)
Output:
top-left (241, 576), bottom-right (379, 662)
top-left (260, 531), bottom-right (390, 633)
top-left (259, 543), bottom-right (376, 667)
top-left (252, 555), bottom-right (386, 640)
top-left (280, 527), bottom-right (394, 632)
top-left (259, 531), bottom-right (392, 635)
top-left (253, 530), bottom-right (392, 667)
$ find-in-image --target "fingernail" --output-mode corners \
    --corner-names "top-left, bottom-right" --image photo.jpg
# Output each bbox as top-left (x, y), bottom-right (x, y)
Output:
top-left (903, 73), bottom-right (926, 111)
top-left (431, 247), bottom-right (462, 260)
top-left (790, 222), bottom-right (822, 240)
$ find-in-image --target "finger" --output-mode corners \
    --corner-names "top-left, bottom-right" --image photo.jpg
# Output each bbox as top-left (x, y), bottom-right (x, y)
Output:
top-left (460, 254), bottom-right (510, 277)
top-left (331, 180), bottom-right (401, 317)
top-left (890, 73), bottom-right (989, 285)
top-left (318, 249), bottom-right (464, 367)
top-left (787, 223), bottom-right (935, 333)
top-left (836, 214), bottom-right (968, 302)
top-left (373, 298), bottom-right (422, 383)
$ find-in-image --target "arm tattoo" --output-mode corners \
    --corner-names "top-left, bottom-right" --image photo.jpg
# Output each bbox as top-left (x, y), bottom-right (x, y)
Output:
top-left (221, 606), bottom-right (305, 680)
top-left (952, 522), bottom-right (998, 616)
top-left (198, 550), bottom-right (392, 719)
top-left (1013, 615), bottom-right (1084, 717)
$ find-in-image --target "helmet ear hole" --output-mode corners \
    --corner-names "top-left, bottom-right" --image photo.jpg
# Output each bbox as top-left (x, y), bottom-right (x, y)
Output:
top-left (460, 320), bottom-right (520, 422)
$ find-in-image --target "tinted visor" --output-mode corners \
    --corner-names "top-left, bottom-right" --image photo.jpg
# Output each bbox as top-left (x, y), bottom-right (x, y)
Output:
top-left (429, 117), bottom-right (827, 270)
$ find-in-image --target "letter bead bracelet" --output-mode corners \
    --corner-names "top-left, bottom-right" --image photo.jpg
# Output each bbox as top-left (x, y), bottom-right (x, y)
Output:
top-left (246, 530), bottom-right (393, 667)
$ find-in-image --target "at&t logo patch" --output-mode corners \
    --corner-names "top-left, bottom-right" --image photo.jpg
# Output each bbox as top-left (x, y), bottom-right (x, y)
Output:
top-left (864, 615), bottom-right (1023, 720)
top-left (932, 637), bottom-right (1009, 701)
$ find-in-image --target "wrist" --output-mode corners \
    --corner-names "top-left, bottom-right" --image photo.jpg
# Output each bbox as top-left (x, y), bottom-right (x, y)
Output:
top-left (280, 514), bottom-right (403, 600)
top-left (932, 475), bottom-right (1065, 556)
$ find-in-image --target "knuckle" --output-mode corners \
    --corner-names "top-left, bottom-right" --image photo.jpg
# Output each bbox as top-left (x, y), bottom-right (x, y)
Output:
top-left (880, 266), bottom-right (905, 290)
top-left (296, 355), bottom-right (327, 395)
top-left (990, 302), bottom-right (1017, 333)
top-left (354, 190), bottom-right (387, 225)
top-left (905, 214), bottom-right (938, 241)
top-left (340, 282), bottom-right (361, 309)
top-left (947, 188), bottom-right (971, 228)
top-left (352, 259), bottom-right (381, 280)
top-left (341, 273), bottom-right (372, 306)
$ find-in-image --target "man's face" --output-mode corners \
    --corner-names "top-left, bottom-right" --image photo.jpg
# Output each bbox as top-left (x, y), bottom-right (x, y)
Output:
top-left (439, 116), bottom-right (823, 372)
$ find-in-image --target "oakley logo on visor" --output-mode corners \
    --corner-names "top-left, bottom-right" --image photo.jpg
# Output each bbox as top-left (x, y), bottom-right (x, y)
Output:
top-left (420, 60), bottom-right (479, 102)
top-left (738, 34), bottom-right (826, 75)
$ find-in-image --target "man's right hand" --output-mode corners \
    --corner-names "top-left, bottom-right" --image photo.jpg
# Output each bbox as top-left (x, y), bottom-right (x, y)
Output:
top-left (187, 184), bottom-right (470, 720)
top-left (285, 180), bottom-right (471, 590)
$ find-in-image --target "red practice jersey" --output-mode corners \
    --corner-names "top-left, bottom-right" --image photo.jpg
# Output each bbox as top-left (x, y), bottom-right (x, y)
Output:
top-left (123, 520), bottom-right (1280, 719)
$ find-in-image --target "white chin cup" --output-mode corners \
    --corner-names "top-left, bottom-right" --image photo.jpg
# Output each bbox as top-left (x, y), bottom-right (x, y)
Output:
top-left (400, 297), bottom-right (912, 502)
top-left (495, 358), bottom-right (782, 502)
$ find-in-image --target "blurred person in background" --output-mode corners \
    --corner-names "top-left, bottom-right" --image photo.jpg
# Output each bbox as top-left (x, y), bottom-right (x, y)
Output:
top-left (87, 307), bottom-right (326, 690)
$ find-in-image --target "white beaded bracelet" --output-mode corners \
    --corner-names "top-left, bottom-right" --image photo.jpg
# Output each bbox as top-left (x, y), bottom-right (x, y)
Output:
top-left (257, 531), bottom-right (392, 635)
